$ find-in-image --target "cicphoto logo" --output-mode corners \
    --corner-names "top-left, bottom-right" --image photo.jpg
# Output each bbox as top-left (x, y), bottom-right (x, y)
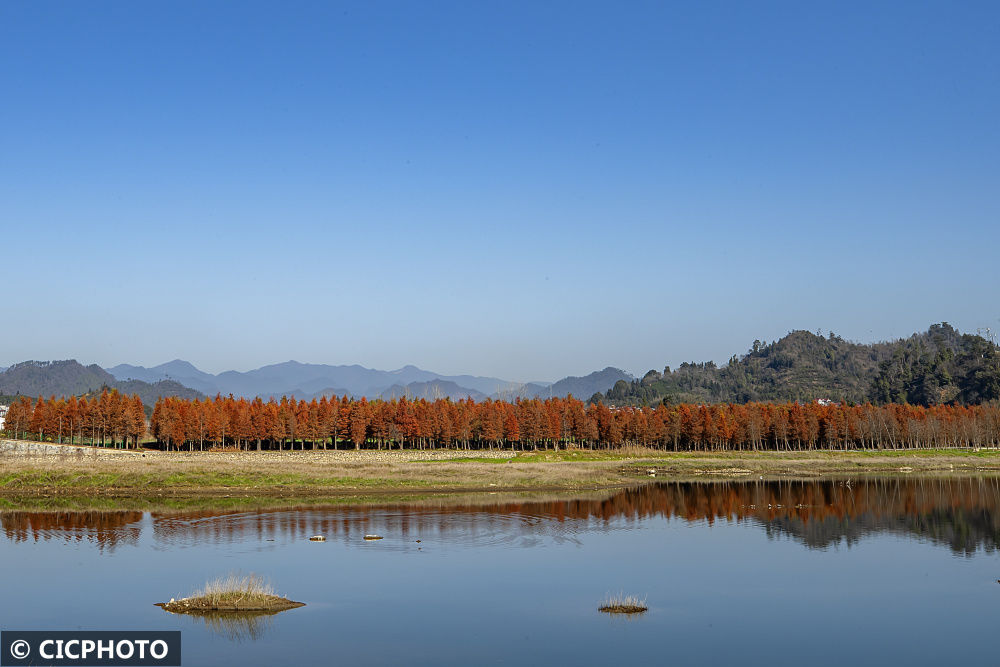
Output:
top-left (2, 632), bottom-right (180, 666)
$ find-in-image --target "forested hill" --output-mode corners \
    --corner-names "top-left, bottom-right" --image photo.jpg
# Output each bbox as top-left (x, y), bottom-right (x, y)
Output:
top-left (0, 360), bottom-right (113, 397)
top-left (599, 323), bottom-right (1000, 407)
top-left (523, 367), bottom-right (632, 400)
top-left (0, 360), bottom-right (204, 405)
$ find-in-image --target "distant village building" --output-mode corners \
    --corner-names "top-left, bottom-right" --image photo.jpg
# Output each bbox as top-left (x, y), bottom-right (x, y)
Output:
top-left (815, 398), bottom-right (838, 407)
top-left (0, 404), bottom-right (8, 431)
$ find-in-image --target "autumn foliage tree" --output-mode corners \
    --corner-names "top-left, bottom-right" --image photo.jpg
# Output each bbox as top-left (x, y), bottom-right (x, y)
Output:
top-left (3, 390), bottom-right (147, 447)
top-left (5, 393), bottom-right (1000, 453)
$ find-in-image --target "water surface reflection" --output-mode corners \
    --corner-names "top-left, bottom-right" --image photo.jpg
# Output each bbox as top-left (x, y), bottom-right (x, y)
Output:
top-left (0, 510), bottom-right (144, 551)
top-left (168, 610), bottom-right (277, 642)
top-left (4, 477), bottom-right (999, 555)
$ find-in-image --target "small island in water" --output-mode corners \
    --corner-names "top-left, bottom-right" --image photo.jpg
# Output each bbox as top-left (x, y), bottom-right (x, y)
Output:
top-left (156, 573), bottom-right (304, 614)
top-left (598, 593), bottom-right (648, 615)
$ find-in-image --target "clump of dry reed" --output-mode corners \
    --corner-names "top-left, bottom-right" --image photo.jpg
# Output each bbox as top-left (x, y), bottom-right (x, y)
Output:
top-left (190, 573), bottom-right (275, 606)
top-left (598, 592), bottom-right (648, 614)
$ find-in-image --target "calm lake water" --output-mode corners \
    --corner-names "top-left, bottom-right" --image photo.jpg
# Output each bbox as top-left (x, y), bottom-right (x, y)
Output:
top-left (2, 478), bottom-right (999, 666)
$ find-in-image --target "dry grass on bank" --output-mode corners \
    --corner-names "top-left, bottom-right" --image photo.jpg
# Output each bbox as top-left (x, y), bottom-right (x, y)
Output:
top-left (0, 447), bottom-right (631, 495)
top-left (2, 440), bottom-right (1000, 501)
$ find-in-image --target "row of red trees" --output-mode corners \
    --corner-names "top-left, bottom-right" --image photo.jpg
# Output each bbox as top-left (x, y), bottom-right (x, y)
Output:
top-left (5, 393), bottom-right (1000, 452)
top-left (115, 394), bottom-right (1000, 451)
top-left (3, 390), bottom-right (146, 448)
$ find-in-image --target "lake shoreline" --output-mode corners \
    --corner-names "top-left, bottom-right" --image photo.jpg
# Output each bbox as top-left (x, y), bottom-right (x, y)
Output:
top-left (2, 439), bottom-right (1000, 509)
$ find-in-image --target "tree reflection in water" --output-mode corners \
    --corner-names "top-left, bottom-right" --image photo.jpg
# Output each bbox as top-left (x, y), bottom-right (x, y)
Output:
top-left (3, 477), bottom-right (999, 556)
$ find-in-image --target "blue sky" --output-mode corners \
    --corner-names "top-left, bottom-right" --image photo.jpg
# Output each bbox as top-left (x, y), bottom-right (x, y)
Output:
top-left (2, 1), bottom-right (998, 381)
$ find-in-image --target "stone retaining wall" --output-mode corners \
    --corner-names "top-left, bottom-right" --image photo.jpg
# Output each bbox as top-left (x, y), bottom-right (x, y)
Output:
top-left (0, 439), bottom-right (136, 457)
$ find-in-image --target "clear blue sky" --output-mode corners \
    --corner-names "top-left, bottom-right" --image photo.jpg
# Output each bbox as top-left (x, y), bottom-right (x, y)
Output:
top-left (2, 1), bottom-right (998, 381)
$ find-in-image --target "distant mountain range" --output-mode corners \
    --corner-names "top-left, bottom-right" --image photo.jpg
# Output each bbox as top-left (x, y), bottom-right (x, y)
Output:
top-left (4, 323), bottom-right (997, 408)
top-left (0, 358), bottom-right (632, 406)
top-left (0, 360), bottom-right (204, 406)
top-left (105, 360), bottom-right (632, 403)
top-left (378, 380), bottom-right (489, 402)
top-left (540, 368), bottom-right (637, 401)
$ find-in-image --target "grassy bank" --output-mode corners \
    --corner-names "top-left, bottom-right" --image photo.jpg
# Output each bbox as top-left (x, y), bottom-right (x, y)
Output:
top-left (2, 441), bottom-right (1000, 509)
top-left (0, 487), bottom-right (637, 512)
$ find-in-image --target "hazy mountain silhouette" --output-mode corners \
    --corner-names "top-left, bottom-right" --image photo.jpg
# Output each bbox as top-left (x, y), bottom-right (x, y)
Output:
top-left (105, 360), bottom-right (561, 401)
top-left (377, 380), bottom-right (489, 402)
top-left (0, 360), bottom-right (203, 405)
